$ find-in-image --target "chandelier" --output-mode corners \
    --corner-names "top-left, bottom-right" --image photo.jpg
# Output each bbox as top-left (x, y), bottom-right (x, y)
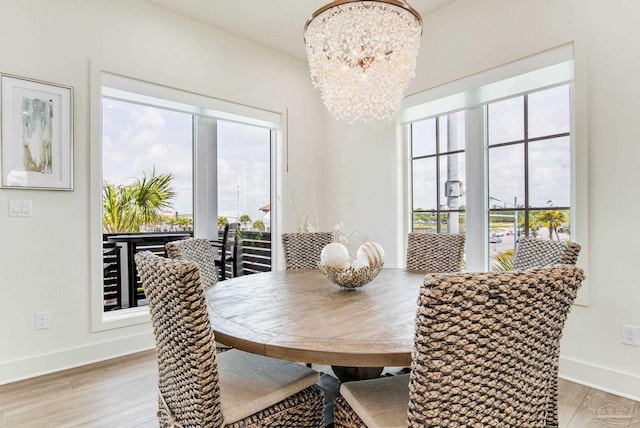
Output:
top-left (304, 0), bottom-right (422, 123)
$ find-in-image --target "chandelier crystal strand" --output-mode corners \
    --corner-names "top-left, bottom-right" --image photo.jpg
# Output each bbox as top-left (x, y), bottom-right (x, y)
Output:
top-left (304, 1), bottom-right (422, 123)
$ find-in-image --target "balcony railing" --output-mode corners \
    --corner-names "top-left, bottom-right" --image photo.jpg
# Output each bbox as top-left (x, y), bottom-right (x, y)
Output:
top-left (237, 231), bottom-right (272, 275)
top-left (102, 230), bottom-right (272, 311)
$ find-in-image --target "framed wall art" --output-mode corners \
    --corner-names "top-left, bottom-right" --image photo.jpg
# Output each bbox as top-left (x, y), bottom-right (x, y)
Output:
top-left (1, 74), bottom-right (73, 190)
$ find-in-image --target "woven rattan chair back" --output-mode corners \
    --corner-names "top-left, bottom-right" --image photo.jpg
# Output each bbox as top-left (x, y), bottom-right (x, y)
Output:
top-left (134, 251), bottom-right (223, 427)
top-left (513, 236), bottom-right (581, 270)
top-left (406, 265), bottom-right (585, 427)
top-left (282, 232), bottom-right (334, 270)
top-left (136, 251), bottom-right (324, 427)
top-left (405, 232), bottom-right (465, 272)
top-left (511, 236), bottom-right (581, 425)
top-left (166, 238), bottom-right (218, 289)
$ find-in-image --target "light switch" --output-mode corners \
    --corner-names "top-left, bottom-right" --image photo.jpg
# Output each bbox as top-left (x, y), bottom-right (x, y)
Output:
top-left (8, 200), bottom-right (32, 217)
top-left (10, 200), bottom-right (20, 215)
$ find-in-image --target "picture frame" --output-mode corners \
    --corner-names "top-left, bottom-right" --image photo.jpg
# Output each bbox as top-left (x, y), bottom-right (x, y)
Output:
top-left (1, 74), bottom-right (73, 190)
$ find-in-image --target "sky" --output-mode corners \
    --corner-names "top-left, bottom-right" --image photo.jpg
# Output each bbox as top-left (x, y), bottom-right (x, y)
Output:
top-left (488, 85), bottom-right (570, 208)
top-left (102, 98), bottom-right (271, 225)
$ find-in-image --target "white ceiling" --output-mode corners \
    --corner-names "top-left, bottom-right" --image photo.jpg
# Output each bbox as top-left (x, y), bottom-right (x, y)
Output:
top-left (143, 0), bottom-right (455, 60)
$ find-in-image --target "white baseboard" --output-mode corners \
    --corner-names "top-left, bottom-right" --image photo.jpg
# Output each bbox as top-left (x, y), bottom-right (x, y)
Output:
top-left (559, 355), bottom-right (640, 402)
top-left (0, 332), bottom-right (155, 385)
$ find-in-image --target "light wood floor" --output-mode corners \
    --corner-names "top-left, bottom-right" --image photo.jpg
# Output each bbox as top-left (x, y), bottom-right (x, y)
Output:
top-left (1, 350), bottom-right (638, 427)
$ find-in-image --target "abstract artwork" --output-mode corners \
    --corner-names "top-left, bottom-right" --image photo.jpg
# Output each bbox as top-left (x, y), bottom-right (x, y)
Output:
top-left (1, 74), bottom-right (73, 190)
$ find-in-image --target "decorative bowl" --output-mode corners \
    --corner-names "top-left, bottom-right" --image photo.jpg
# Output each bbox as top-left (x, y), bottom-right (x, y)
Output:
top-left (318, 262), bottom-right (384, 289)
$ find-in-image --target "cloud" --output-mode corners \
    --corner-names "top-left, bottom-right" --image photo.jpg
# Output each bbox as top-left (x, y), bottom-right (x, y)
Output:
top-left (102, 99), bottom-right (193, 211)
top-left (102, 99), bottom-right (271, 218)
top-left (528, 137), bottom-right (570, 206)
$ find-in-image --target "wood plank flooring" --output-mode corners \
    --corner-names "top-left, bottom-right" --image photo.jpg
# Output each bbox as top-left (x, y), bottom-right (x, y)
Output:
top-left (0, 350), bottom-right (638, 427)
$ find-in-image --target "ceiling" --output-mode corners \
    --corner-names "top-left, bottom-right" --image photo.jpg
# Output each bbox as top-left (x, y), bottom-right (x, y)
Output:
top-left (143, 0), bottom-right (455, 60)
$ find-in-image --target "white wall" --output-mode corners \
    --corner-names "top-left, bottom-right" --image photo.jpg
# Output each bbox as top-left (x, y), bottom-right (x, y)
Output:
top-left (0, 0), bottom-right (326, 383)
top-left (320, 121), bottom-right (400, 257)
top-left (320, 0), bottom-right (640, 399)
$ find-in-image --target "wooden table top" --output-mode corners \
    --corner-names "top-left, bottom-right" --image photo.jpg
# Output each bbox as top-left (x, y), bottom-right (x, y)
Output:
top-left (206, 268), bottom-right (426, 367)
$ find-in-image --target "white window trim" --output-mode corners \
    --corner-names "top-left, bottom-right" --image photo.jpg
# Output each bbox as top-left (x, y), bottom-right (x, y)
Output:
top-left (401, 43), bottom-right (574, 121)
top-left (90, 64), bottom-right (285, 331)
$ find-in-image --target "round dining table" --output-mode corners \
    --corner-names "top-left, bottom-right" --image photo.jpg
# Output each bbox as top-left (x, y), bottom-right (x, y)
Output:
top-left (205, 268), bottom-right (426, 371)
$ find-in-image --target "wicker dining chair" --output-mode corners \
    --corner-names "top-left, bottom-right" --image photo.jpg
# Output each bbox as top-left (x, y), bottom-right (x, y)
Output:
top-left (282, 232), bottom-right (334, 270)
top-left (513, 236), bottom-right (582, 270)
top-left (333, 265), bottom-right (585, 428)
top-left (405, 232), bottom-right (465, 272)
top-left (165, 238), bottom-right (218, 289)
top-left (510, 236), bottom-right (581, 425)
top-left (134, 251), bottom-right (324, 428)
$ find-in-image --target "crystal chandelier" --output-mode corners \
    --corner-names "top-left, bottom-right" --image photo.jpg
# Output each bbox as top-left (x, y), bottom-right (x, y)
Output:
top-left (304, 0), bottom-right (422, 123)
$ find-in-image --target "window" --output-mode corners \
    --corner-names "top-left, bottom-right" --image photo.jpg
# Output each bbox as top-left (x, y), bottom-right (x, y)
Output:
top-left (217, 120), bottom-right (272, 231)
top-left (487, 86), bottom-right (571, 266)
top-left (92, 71), bottom-right (282, 330)
top-left (402, 45), bottom-right (575, 272)
top-left (411, 112), bottom-right (466, 235)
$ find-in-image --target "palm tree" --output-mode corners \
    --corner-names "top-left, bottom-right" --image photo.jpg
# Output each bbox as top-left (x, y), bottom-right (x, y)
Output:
top-left (240, 214), bottom-right (251, 229)
top-left (538, 210), bottom-right (567, 240)
top-left (174, 216), bottom-right (193, 230)
top-left (103, 181), bottom-right (135, 233)
top-left (253, 219), bottom-right (265, 232)
top-left (130, 171), bottom-right (175, 226)
top-left (218, 216), bottom-right (228, 230)
top-left (491, 249), bottom-right (514, 272)
top-left (164, 215), bottom-right (193, 230)
top-left (102, 170), bottom-right (175, 233)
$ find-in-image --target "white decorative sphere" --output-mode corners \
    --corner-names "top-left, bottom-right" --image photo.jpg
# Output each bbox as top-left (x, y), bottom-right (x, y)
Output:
top-left (320, 242), bottom-right (351, 270)
top-left (356, 242), bottom-right (385, 268)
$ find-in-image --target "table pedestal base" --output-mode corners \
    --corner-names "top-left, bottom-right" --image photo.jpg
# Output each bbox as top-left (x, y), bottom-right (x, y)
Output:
top-left (331, 366), bottom-right (384, 382)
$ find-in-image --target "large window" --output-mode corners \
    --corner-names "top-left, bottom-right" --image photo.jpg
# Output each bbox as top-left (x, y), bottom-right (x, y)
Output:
top-left (101, 97), bottom-right (273, 310)
top-left (403, 47), bottom-right (575, 271)
top-left (92, 71), bottom-right (281, 329)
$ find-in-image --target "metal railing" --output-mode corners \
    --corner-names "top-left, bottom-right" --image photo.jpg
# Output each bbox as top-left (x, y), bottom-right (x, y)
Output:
top-left (237, 231), bottom-right (272, 275)
top-left (102, 231), bottom-right (272, 311)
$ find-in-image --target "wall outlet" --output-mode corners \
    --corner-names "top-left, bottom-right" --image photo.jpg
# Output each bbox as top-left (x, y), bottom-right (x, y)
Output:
top-left (621, 325), bottom-right (639, 346)
top-left (35, 312), bottom-right (50, 330)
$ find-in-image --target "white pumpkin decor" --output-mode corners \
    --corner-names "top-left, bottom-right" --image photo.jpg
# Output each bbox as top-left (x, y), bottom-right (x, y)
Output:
top-left (356, 242), bottom-right (385, 268)
top-left (320, 242), bottom-right (351, 270)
